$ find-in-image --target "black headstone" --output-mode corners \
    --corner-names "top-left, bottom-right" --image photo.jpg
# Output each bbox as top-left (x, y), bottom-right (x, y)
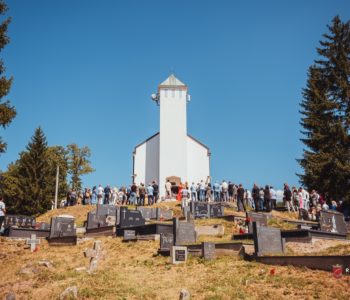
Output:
top-left (4, 215), bottom-right (36, 228)
top-left (119, 207), bottom-right (145, 228)
top-left (49, 217), bottom-right (76, 238)
top-left (253, 222), bottom-right (283, 256)
top-left (202, 242), bottom-right (216, 260)
top-left (175, 249), bottom-right (186, 261)
top-left (96, 204), bottom-right (117, 217)
top-left (173, 218), bottom-right (196, 245)
top-left (191, 202), bottom-right (209, 218)
top-left (137, 207), bottom-right (156, 220)
top-left (209, 203), bottom-right (224, 217)
top-left (319, 211), bottom-right (347, 235)
top-left (160, 233), bottom-right (174, 250)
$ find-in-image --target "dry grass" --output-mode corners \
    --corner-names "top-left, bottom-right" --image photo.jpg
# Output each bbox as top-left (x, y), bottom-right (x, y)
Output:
top-left (2, 204), bottom-right (349, 299)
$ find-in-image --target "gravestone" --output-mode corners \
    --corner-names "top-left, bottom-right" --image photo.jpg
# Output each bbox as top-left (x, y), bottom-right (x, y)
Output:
top-left (157, 208), bottom-right (173, 220)
top-left (299, 208), bottom-right (310, 221)
top-left (84, 240), bottom-right (103, 272)
top-left (35, 222), bottom-right (50, 230)
top-left (96, 204), bottom-right (117, 217)
top-left (137, 207), bottom-right (157, 220)
top-left (49, 217), bottom-right (76, 238)
top-left (253, 222), bottom-right (284, 256)
top-left (26, 234), bottom-right (40, 252)
top-left (173, 218), bottom-right (196, 245)
top-left (202, 242), bottom-right (216, 260)
top-left (191, 201), bottom-right (209, 218)
top-left (4, 215), bottom-right (36, 228)
top-left (171, 246), bottom-right (187, 264)
top-left (123, 230), bottom-right (137, 242)
top-left (86, 211), bottom-right (105, 229)
top-left (209, 203), bottom-right (224, 218)
top-left (160, 233), bottom-right (174, 251)
top-left (319, 211), bottom-right (347, 235)
top-left (119, 207), bottom-right (145, 228)
top-left (246, 212), bottom-right (269, 233)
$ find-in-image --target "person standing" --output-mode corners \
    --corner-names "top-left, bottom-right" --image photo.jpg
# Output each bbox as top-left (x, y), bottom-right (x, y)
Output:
top-left (165, 179), bottom-right (172, 199)
top-left (264, 185), bottom-right (271, 212)
top-left (213, 181), bottom-right (220, 202)
top-left (104, 185), bottom-right (111, 204)
top-left (222, 180), bottom-right (229, 202)
top-left (0, 196), bottom-right (6, 232)
top-left (199, 180), bottom-right (206, 202)
top-left (129, 183), bottom-right (138, 205)
top-left (97, 184), bottom-right (104, 205)
top-left (91, 186), bottom-right (97, 205)
top-left (190, 182), bottom-right (197, 201)
top-left (237, 184), bottom-right (246, 212)
top-left (269, 186), bottom-right (277, 210)
top-left (152, 181), bottom-right (159, 203)
top-left (147, 183), bottom-right (154, 206)
top-left (138, 183), bottom-right (145, 206)
top-left (252, 184), bottom-right (260, 212)
top-left (284, 184), bottom-right (295, 212)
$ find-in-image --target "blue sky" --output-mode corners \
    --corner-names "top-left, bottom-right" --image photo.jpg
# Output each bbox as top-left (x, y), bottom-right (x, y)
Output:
top-left (1, 0), bottom-right (349, 190)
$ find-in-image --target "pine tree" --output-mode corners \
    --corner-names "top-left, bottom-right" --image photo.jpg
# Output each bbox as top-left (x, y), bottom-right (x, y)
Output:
top-left (0, 0), bottom-right (16, 154)
top-left (299, 16), bottom-right (350, 202)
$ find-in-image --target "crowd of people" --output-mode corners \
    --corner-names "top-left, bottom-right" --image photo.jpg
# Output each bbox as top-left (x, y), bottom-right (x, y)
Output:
top-left (62, 179), bottom-right (350, 220)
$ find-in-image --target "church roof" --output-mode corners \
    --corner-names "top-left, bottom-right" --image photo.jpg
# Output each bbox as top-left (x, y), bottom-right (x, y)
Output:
top-left (159, 74), bottom-right (187, 88)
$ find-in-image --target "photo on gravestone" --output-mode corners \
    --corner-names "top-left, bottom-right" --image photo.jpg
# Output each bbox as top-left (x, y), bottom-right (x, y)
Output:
top-left (202, 242), bottom-right (216, 260)
top-left (119, 207), bottom-right (145, 228)
top-left (160, 233), bottom-right (174, 250)
top-left (4, 215), bottom-right (36, 228)
top-left (49, 217), bottom-right (76, 238)
top-left (246, 212), bottom-right (268, 233)
top-left (319, 211), bottom-right (347, 235)
top-left (252, 222), bottom-right (283, 256)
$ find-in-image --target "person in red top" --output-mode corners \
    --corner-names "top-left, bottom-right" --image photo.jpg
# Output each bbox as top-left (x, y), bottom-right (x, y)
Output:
top-left (177, 183), bottom-right (183, 201)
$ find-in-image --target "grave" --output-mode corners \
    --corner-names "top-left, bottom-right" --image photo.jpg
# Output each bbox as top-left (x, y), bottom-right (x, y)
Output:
top-left (173, 218), bottom-right (196, 245)
top-left (202, 242), bottom-right (216, 260)
top-left (26, 234), bottom-right (40, 252)
top-left (4, 215), bottom-right (50, 238)
top-left (246, 211), bottom-right (271, 233)
top-left (252, 222), bottom-right (284, 256)
top-left (48, 217), bottom-right (77, 246)
top-left (171, 246), bottom-right (187, 264)
top-left (119, 207), bottom-right (145, 228)
top-left (157, 208), bottom-right (173, 221)
top-left (85, 211), bottom-right (114, 237)
top-left (158, 233), bottom-right (174, 255)
top-left (84, 240), bottom-right (103, 273)
top-left (190, 201), bottom-right (209, 218)
top-left (123, 230), bottom-right (137, 242)
top-left (137, 207), bottom-right (157, 220)
top-left (116, 223), bottom-right (173, 237)
top-left (4, 215), bottom-right (36, 228)
top-left (319, 211), bottom-right (347, 235)
top-left (195, 224), bottom-right (224, 237)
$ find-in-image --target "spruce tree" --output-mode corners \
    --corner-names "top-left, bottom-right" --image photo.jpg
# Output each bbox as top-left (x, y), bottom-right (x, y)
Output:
top-left (299, 16), bottom-right (350, 202)
top-left (0, 0), bottom-right (16, 154)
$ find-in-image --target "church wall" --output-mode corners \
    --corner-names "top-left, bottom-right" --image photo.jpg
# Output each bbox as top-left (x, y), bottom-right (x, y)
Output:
top-left (187, 136), bottom-right (210, 185)
top-left (134, 134), bottom-right (159, 186)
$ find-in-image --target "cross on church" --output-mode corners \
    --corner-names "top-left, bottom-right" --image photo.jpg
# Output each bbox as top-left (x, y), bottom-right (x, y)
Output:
top-left (26, 234), bottom-right (40, 252)
top-left (84, 240), bottom-right (103, 272)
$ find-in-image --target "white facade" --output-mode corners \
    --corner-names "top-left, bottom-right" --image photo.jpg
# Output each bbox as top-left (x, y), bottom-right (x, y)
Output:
top-left (133, 74), bottom-right (210, 197)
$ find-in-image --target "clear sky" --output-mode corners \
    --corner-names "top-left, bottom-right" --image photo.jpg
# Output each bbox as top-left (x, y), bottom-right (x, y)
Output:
top-left (1, 0), bottom-right (349, 190)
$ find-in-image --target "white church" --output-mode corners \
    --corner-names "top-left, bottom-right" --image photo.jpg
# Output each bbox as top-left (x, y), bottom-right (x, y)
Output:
top-left (132, 74), bottom-right (210, 197)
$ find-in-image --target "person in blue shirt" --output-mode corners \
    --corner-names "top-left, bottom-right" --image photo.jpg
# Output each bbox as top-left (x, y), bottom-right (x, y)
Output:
top-left (147, 184), bottom-right (154, 206)
top-left (190, 182), bottom-right (196, 201)
top-left (213, 181), bottom-right (220, 202)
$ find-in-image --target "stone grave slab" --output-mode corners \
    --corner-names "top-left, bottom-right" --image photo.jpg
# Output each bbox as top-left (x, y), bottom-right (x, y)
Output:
top-left (253, 222), bottom-right (284, 256)
top-left (171, 246), bottom-right (187, 264)
top-left (195, 224), bottom-right (224, 237)
top-left (157, 208), bottom-right (173, 220)
top-left (137, 207), bottom-right (157, 220)
top-left (4, 215), bottom-right (36, 228)
top-left (123, 230), bottom-right (137, 242)
top-left (160, 233), bottom-right (174, 252)
top-left (319, 211), bottom-right (347, 235)
top-left (96, 204), bottom-right (117, 217)
top-left (202, 242), bottom-right (216, 260)
top-left (49, 217), bottom-right (76, 238)
top-left (119, 207), bottom-right (145, 228)
top-left (173, 218), bottom-right (196, 245)
top-left (246, 212), bottom-right (269, 233)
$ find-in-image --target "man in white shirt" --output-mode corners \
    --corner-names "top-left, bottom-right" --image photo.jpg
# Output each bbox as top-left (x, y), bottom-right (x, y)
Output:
top-left (270, 186), bottom-right (277, 210)
top-left (165, 180), bottom-right (172, 199)
top-left (0, 196), bottom-right (6, 232)
top-left (302, 188), bottom-right (310, 210)
top-left (222, 180), bottom-right (228, 202)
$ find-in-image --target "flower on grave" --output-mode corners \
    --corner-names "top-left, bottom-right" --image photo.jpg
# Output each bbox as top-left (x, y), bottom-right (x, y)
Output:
top-left (270, 268), bottom-right (275, 275)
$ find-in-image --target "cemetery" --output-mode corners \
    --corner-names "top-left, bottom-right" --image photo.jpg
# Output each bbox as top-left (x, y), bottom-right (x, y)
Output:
top-left (1, 202), bottom-right (350, 299)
